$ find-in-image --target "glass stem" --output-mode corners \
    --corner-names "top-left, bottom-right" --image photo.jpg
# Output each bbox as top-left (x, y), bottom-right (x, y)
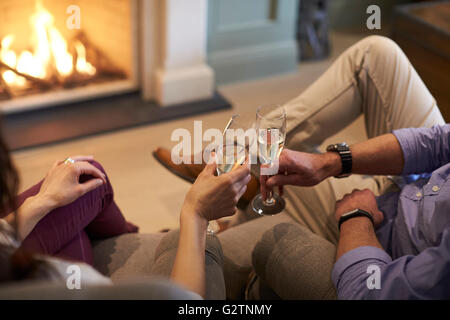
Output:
top-left (264, 190), bottom-right (275, 205)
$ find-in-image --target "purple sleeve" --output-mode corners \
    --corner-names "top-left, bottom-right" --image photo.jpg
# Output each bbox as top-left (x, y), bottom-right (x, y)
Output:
top-left (332, 229), bottom-right (450, 299)
top-left (393, 124), bottom-right (450, 175)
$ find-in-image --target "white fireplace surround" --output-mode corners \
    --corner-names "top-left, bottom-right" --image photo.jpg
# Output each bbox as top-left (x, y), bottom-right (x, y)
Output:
top-left (141, 0), bottom-right (214, 106)
top-left (0, 0), bottom-right (214, 113)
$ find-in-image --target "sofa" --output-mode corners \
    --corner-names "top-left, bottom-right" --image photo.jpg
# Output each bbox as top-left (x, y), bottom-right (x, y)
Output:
top-left (0, 212), bottom-right (337, 300)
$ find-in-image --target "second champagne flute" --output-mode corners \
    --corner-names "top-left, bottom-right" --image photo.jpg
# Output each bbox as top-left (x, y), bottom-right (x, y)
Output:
top-left (251, 104), bottom-right (286, 216)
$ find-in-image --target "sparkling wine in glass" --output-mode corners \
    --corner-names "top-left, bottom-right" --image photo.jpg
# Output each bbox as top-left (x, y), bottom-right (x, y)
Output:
top-left (251, 104), bottom-right (287, 216)
top-left (207, 115), bottom-right (248, 234)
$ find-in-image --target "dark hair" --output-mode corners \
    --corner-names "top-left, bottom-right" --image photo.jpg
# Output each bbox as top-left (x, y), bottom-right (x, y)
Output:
top-left (0, 123), bottom-right (18, 219)
top-left (0, 121), bottom-right (52, 283)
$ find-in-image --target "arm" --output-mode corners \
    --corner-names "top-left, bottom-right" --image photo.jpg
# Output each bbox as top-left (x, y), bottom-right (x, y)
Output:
top-left (332, 189), bottom-right (450, 299)
top-left (170, 209), bottom-right (208, 298)
top-left (5, 195), bottom-right (53, 241)
top-left (333, 226), bottom-right (450, 299)
top-left (393, 124), bottom-right (450, 174)
top-left (264, 133), bottom-right (404, 191)
top-left (170, 159), bottom-right (251, 297)
top-left (334, 189), bottom-right (384, 261)
top-left (264, 124), bottom-right (450, 190)
top-left (5, 156), bottom-right (106, 240)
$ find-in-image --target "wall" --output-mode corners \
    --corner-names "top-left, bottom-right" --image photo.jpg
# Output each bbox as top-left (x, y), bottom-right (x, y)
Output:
top-left (329, 0), bottom-right (412, 29)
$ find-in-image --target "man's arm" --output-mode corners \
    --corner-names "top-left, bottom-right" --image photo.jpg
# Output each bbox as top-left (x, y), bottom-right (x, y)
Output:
top-left (393, 124), bottom-right (450, 174)
top-left (333, 226), bottom-right (450, 299)
top-left (334, 189), bottom-right (384, 260)
top-left (265, 133), bottom-right (404, 190)
top-left (350, 133), bottom-right (404, 176)
top-left (265, 124), bottom-right (449, 190)
top-left (333, 189), bottom-right (450, 299)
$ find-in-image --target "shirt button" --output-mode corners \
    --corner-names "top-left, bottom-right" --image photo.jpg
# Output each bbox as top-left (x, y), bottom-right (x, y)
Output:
top-left (432, 185), bottom-right (440, 192)
top-left (416, 192), bottom-right (422, 198)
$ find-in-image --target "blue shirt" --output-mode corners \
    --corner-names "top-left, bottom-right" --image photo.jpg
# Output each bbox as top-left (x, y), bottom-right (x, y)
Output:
top-left (332, 125), bottom-right (450, 299)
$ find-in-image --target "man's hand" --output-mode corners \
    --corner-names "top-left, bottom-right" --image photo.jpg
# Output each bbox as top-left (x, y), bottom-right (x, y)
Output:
top-left (261, 149), bottom-right (341, 199)
top-left (335, 189), bottom-right (384, 228)
top-left (182, 156), bottom-right (251, 222)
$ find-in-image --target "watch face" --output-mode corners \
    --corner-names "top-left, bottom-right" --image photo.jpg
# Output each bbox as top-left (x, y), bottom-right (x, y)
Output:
top-left (326, 144), bottom-right (337, 152)
top-left (336, 142), bottom-right (349, 151)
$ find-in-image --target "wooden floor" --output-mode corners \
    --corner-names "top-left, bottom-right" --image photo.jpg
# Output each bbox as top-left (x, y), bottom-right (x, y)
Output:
top-left (11, 31), bottom-right (367, 234)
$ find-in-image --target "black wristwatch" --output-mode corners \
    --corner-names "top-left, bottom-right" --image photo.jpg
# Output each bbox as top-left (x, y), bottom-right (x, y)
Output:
top-left (326, 142), bottom-right (352, 178)
top-left (338, 209), bottom-right (375, 230)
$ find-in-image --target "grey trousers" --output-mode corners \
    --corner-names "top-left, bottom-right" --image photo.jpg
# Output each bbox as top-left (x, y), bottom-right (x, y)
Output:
top-left (151, 230), bottom-right (227, 300)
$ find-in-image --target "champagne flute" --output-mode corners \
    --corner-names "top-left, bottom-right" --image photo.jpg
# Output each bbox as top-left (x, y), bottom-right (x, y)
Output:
top-left (251, 104), bottom-right (286, 215)
top-left (207, 115), bottom-right (248, 234)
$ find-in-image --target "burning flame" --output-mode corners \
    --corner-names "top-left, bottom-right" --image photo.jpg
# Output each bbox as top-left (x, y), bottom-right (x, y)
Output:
top-left (1, 1), bottom-right (96, 87)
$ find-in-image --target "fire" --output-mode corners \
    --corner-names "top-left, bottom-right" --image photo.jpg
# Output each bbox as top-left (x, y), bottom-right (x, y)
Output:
top-left (0, 0), bottom-right (96, 87)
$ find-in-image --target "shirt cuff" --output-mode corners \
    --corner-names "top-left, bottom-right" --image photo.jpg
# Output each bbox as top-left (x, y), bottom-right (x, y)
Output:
top-left (332, 246), bottom-right (392, 287)
top-left (392, 128), bottom-right (416, 175)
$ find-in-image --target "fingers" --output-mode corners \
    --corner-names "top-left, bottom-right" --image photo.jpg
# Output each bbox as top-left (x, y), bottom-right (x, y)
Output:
top-left (266, 174), bottom-right (300, 188)
top-left (74, 162), bottom-right (106, 183)
top-left (55, 155), bottom-right (94, 167)
top-left (235, 184), bottom-right (247, 201)
top-left (202, 152), bottom-right (217, 175)
top-left (70, 155), bottom-right (94, 162)
top-left (227, 159), bottom-right (251, 183)
top-left (259, 174), bottom-right (270, 201)
top-left (53, 160), bottom-right (63, 168)
top-left (77, 178), bottom-right (104, 195)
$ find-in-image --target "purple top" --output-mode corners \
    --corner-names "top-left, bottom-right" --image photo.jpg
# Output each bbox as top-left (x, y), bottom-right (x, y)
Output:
top-left (332, 125), bottom-right (450, 299)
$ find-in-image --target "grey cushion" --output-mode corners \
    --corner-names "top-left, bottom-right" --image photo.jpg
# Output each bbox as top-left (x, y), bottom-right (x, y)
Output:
top-left (92, 233), bottom-right (165, 280)
top-left (0, 278), bottom-right (201, 300)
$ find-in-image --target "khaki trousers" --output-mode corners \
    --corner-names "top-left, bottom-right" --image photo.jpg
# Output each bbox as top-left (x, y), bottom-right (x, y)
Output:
top-left (270, 36), bottom-right (445, 244)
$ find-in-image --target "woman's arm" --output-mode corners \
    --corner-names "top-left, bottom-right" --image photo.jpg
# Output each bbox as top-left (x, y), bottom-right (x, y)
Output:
top-left (6, 194), bottom-right (53, 241)
top-left (170, 159), bottom-right (251, 297)
top-left (6, 156), bottom-right (106, 240)
top-left (170, 209), bottom-right (208, 297)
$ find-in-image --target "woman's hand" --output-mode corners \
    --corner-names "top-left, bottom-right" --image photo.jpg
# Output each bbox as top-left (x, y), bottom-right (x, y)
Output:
top-left (36, 155), bottom-right (106, 211)
top-left (173, 155), bottom-right (250, 298)
top-left (181, 156), bottom-right (251, 222)
top-left (14, 156), bottom-right (106, 240)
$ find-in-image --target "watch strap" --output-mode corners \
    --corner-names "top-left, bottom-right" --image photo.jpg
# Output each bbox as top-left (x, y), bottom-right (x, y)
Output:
top-left (338, 209), bottom-right (375, 230)
top-left (326, 143), bottom-right (352, 178)
top-left (339, 148), bottom-right (352, 176)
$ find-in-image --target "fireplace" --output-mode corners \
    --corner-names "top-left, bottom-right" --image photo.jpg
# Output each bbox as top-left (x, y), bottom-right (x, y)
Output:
top-left (1, 0), bottom-right (227, 150)
top-left (0, 0), bottom-right (139, 112)
top-left (0, 0), bottom-right (217, 114)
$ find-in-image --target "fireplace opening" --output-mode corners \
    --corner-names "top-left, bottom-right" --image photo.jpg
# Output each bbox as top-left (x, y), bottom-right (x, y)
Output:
top-left (0, 0), bottom-right (138, 112)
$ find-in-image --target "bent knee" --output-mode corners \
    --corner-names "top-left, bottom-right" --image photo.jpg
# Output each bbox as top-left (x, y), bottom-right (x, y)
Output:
top-left (88, 160), bottom-right (107, 175)
top-left (362, 35), bottom-right (401, 58)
